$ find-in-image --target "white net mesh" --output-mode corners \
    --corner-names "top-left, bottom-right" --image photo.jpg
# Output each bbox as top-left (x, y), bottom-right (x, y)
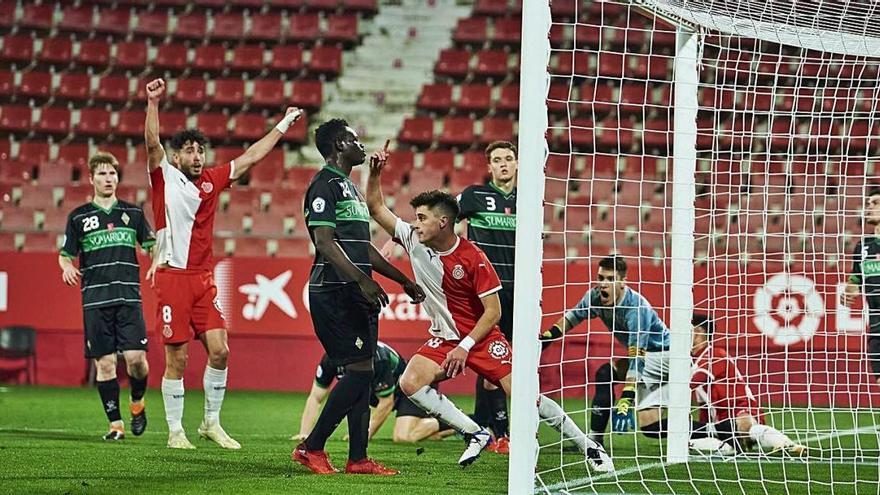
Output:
top-left (529, 0), bottom-right (880, 493)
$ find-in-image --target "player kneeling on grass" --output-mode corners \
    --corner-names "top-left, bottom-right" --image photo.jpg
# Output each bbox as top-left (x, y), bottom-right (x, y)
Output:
top-left (291, 342), bottom-right (455, 443)
top-left (366, 147), bottom-right (613, 471)
top-left (689, 314), bottom-right (807, 457)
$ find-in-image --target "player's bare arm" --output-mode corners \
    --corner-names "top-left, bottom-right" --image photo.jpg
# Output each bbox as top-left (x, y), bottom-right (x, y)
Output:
top-left (58, 255), bottom-right (81, 286)
top-left (293, 383), bottom-right (330, 441)
top-left (231, 107), bottom-right (304, 180)
top-left (442, 293), bottom-right (501, 378)
top-left (367, 246), bottom-right (426, 304)
top-left (367, 395), bottom-right (395, 439)
top-left (144, 78), bottom-right (166, 172)
top-left (312, 226), bottom-right (389, 307)
top-left (365, 139), bottom-right (398, 236)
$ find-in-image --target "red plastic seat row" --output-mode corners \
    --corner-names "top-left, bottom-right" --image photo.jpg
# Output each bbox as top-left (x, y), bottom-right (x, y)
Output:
top-left (397, 116), bottom-right (515, 148)
top-left (434, 48), bottom-right (516, 80)
top-left (416, 83), bottom-right (496, 113)
top-left (452, 16), bottom-right (522, 46)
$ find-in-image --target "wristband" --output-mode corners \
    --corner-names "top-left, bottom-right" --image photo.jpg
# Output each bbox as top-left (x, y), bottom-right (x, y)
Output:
top-left (274, 109), bottom-right (301, 134)
top-left (458, 336), bottom-right (476, 352)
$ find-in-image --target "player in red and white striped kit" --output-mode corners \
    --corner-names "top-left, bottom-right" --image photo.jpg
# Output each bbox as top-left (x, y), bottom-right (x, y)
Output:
top-left (690, 314), bottom-right (807, 456)
top-left (144, 78), bottom-right (303, 450)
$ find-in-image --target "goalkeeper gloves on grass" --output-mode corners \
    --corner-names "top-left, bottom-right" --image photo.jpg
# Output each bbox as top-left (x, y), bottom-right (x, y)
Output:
top-left (539, 324), bottom-right (563, 350)
top-left (612, 385), bottom-right (636, 433)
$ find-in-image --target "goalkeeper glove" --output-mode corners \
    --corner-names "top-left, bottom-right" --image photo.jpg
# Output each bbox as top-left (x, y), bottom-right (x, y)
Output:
top-left (612, 385), bottom-right (636, 433)
top-left (539, 324), bottom-right (563, 350)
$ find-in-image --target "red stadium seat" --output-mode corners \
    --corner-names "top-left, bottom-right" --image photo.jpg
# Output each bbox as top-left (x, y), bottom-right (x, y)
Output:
top-left (288, 14), bottom-right (321, 43)
top-left (18, 71), bottom-right (53, 101)
top-left (22, 232), bottom-right (61, 253)
top-left (192, 44), bottom-right (226, 73)
top-left (270, 45), bottom-right (304, 74)
top-left (0, 160), bottom-right (34, 184)
top-left (37, 162), bottom-right (75, 186)
top-left (174, 78), bottom-right (208, 107)
top-left (37, 37), bottom-right (73, 67)
top-left (546, 82), bottom-right (570, 115)
top-left (397, 117), bottom-right (434, 148)
top-left (231, 45), bottom-right (265, 73)
top-left (573, 24), bottom-right (602, 49)
top-left (308, 46), bottom-right (342, 77)
top-left (559, 118), bottom-right (595, 151)
top-left (282, 115), bottom-right (309, 144)
top-left (324, 15), bottom-right (359, 45)
top-left (438, 116), bottom-right (475, 147)
top-left (272, 238), bottom-right (313, 257)
top-left (251, 79), bottom-right (285, 108)
top-left (96, 144), bottom-right (130, 169)
top-left (629, 54), bottom-right (670, 80)
top-left (57, 143), bottom-right (90, 169)
top-left (0, 70), bottom-right (13, 98)
top-left (416, 83), bottom-right (453, 113)
top-left (211, 78), bottom-right (246, 108)
top-left (198, 112), bottom-right (230, 141)
top-left (35, 107), bottom-right (71, 136)
top-left (211, 12), bottom-right (245, 41)
top-left (0, 105), bottom-right (32, 134)
top-left (1, 35), bottom-right (34, 65)
top-left (618, 83), bottom-right (649, 114)
top-left (452, 17), bottom-right (488, 46)
top-left (58, 5), bottom-right (94, 34)
top-left (193, 0), bottom-right (228, 8)
top-left (2, 209), bottom-right (37, 231)
top-left (155, 43), bottom-right (190, 71)
top-left (479, 117), bottom-right (514, 144)
top-left (267, 0), bottom-right (307, 9)
top-left (597, 51), bottom-right (624, 79)
top-left (175, 13), bottom-right (208, 40)
top-left (76, 39), bottom-right (111, 69)
top-left (290, 80), bottom-right (323, 111)
top-left (212, 146), bottom-right (242, 168)
top-left (233, 113), bottom-right (267, 141)
top-left (160, 112), bottom-right (188, 138)
top-left (304, 0), bottom-right (339, 13)
top-left (20, 3), bottom-right (54, 31)
top-left (17, 141), bottom-right (50, 167)
top-left (0, 3), bottom-right (12, 31)
top-left (247, 149), bottom-right (285, 187)
top-left (418, 151), bottom-right (454, 177)
top-left (77, 108), bottom-right (112, 137)
top-left (596, 118), bottom-right (635, 152)
top-left (457, 84), bottom-right (492, 113)
top-left (552, 50), bottom-right (591, 76)
top-left (248, 14), bottom-right (283, 42)
top-left (496, 84), bottom-right (519, 113)
top-left (95, 9), bottom-right (131, 36)
top-left (116, 110), bottom-right (145, 137)
top-left (579, 82), bottom-right (615, 115)
top-left (383, 150), bottom-right (414, 186)
top-left (41, 207), bottom-right (70, 232)
top-left (474, 49), bottom-right (509, 79)
top-left (95, 75), bottom-right (132, 104)
top-left (492, 18), bottom-right (521, 46)
top-left (342, 0), bottom-right (378, 15)
top-left (231, 237), bottom-right (268, 257)
top-left (115, 40), bottom-right (148, 70)
top-left (434, 49), bottom-right (471, 79)
top-left (642, 118), bottom-right (671, 150)
top-left (134, 10), bottom-right (169, 38)
top-left (474, 0), bottom-right (509, 16)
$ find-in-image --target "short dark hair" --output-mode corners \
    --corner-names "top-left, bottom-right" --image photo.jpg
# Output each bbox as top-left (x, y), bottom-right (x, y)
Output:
top-left (410, 190), bottom-right (460, 221)
top-left (868, 188), bottom-right (880, 198)
top-left (598, 256), bottom-right (627, 277)
top-left (168, 129), bottom-right (207, 151)
top-left (314, 118), bottom-right (350, 159)
top-left (692, 313), bottom-right (714, 337)
top-left (485, 141), bottom-right (517, 161)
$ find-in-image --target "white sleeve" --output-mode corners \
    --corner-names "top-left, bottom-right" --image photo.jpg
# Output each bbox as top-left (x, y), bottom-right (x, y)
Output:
top-left (394, 217), bottom-right (415, 254)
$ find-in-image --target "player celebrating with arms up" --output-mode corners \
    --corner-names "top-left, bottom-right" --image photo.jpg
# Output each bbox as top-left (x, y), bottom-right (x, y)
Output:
top-left (144, 78), bottom-right (304, 449)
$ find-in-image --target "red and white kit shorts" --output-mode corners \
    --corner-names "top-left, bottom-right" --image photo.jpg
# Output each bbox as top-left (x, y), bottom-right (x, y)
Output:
top-left (416, 328), bottom-right (512, 386)
top-left (153, 268), bottom-right (228, 344)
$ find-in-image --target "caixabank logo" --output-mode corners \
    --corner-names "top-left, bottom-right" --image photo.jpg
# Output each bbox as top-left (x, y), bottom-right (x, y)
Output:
top-left (752, 273), bottom-right (824, 346)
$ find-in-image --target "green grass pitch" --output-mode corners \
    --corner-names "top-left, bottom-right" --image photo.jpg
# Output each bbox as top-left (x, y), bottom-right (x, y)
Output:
top-left (1, 386), bottom-right (878, 494)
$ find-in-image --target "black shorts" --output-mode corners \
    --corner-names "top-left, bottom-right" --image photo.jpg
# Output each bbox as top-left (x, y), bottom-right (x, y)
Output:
top-left (309, 283), bottom-right (379, 366)
top-left (83, 304), bottom-right (148, 358)
top-left (498, 286), bottom-right (514, 341)
top-left (393, 387), bottom-right (431, 419)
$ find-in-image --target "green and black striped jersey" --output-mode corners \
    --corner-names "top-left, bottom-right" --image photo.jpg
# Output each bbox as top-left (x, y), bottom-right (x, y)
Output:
top-left (850, 237), bottom-right (880, 301)
top-left (304, 165), bottom-right (372, 291)
top-left (458, 183), bottom-right (516, 287)
top-left (61, 200), bottom-right (155, 309)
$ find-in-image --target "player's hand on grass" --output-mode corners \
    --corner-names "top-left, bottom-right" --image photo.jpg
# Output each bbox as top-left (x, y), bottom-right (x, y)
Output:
top-left (61, 264), bottom-right (81, 286)
top-left (369, 139), bottom-right (391, 175)
top-left (403, 280), bottom-right (426, 304)
top-left (358, 276), bottom-right (390, 308)
top-left (612, 386), bottom-right (636, 433)
top-left (145, 78), bottom-right (165, 102)
top-left (442, 347), bottom-right (468, 378)
top-left (841, 283), bottom-right (860, 307)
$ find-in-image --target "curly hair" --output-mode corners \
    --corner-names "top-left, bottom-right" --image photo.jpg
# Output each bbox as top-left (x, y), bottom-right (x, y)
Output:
top-left (314, 118), bottom-right (350, 159)
top-left (168, 129), bottom-right (207, 151)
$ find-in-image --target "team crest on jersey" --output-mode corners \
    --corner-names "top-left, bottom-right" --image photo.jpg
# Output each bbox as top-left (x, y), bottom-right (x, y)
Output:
top-left (487, 340), bottom-right (510, 360)
top-left (312, 197), bottom-right (326, 213)
top-left (452, 264), bottom-right (465, 280)
top-left (201, 182), bottom-right (214, 194)
top-left (107, 223), bottom-right (114, 231)
top-left (355, 337), bottom-right (364, 349)
top-left (162, 324), bottom-right (173, 338)
top-left (121, 212), bottom-right (130, 225)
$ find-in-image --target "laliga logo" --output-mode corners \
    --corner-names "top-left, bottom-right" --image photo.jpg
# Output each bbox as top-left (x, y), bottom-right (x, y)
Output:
top-left (238, 270), bottom-right (297, 321)
top-left (753, 273), bottom-right (824, 346)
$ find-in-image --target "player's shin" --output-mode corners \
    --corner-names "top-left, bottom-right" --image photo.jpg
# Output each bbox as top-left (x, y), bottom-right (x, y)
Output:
top-left (306, 369), bottom-right (373, 451)
top-left (538, 395), bottom-right (589, 453)
top-left (749, 424), bottom-right (797, 451)
top-left (347, 376), bottom-right (373, 461)
top-left (97, 378), bottom-right (123, 425)
top-left (487, 387), bottom-right (509, 437)
top-left (590, 363), bottom-right (614, 445)
top-left (203, 365), bottom-right (227, 423)
top-left (161, 377), bottom-right (185, 433)
top-left (408, 385), bottom-right (481, 434)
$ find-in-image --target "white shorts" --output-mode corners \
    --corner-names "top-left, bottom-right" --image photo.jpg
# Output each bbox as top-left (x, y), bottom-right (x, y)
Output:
top-left (636, 351), bottom-right (669, 411)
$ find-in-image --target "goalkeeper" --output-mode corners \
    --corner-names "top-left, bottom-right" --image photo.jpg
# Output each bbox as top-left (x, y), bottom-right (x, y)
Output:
top-left (541, 256), bottom-right (674, 445)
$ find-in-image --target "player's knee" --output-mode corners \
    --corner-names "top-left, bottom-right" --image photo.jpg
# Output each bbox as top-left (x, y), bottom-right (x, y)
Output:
top-left (208, 345), bottom-right (229, 368)
top-left (399, 374), bottom-right (421, 397)
top-left (95, 356), bottom-right (117, 379)
top-left (735, 414), bottom-right (756, 434)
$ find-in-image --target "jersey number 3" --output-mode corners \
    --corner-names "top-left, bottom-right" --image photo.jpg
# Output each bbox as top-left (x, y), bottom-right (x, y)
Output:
top-left (485, 197), bottom-right (496, 211)
top-left (82, 216), bottom-right (100, 232)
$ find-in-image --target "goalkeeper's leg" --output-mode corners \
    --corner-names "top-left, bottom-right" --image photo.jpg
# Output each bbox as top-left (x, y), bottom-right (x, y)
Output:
top-left (868, 334), bottom-right (880, 384)
top-left (589, 362), bottom-right (615, 447)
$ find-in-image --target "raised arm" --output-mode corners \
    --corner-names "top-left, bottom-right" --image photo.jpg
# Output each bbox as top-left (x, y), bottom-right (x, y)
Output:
top-left (365, 140), bottom-right (398, 237)
top-left (231, 107), bottom-right (304, 181)
top-left (144, 79), bottom-right (167, 172)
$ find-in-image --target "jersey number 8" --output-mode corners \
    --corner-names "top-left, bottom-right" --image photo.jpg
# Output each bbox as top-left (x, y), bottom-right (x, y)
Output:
top-left (162, 305), bottom-right (173, 323)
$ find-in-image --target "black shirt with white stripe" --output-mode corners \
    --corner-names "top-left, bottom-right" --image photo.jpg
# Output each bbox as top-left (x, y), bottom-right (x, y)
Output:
top-left (458, 183), bottom-right (516, 288)
top-left (304, 165), bottom-right (372, 291)
top-left (61, 200), bottom-right (155, 310)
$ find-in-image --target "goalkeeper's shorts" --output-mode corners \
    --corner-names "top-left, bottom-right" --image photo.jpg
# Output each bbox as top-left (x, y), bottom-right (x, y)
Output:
top-left (636, 351), bottom-right (670, 411)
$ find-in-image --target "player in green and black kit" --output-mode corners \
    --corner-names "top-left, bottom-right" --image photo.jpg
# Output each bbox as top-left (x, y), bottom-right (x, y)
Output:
top-left (842, 188), bottom-right (880, 383)
top-left (457, 141), bottom-right (517, 453)
top-left (58, 152), bottom-right (156, 440)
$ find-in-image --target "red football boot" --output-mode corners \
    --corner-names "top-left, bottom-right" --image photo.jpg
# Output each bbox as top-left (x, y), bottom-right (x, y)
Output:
top-left (292, 442), bottom-right (339, 474)
top-left (345, 458), bottom-right (399, 475)
top-left (488, 435), bottom-right (510, 454)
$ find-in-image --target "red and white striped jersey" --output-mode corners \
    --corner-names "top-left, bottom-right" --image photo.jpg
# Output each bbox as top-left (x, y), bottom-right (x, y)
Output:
top-left (691, 345), bottom-right (762, 424)
top-left (149, 156), bottom-right (233, 271)
top-left (393, 217), bottom-right (502, 341)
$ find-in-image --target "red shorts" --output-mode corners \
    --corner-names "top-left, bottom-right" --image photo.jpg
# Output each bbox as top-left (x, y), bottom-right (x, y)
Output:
top-left (153, 268), bottom-right (228, 345)
top-left (416, 329), bottom-right (512, 386)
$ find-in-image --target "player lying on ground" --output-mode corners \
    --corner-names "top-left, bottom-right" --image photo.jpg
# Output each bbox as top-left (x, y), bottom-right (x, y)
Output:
top-left (144, 78), bottom-right (304, 450)
top-left (541, 256), bottom-right (676, 445)
top-left (689, 314), bottom-right (807, 457)
top-left (59, 152), bottom-right (156, 440)
top-left (291, 341), bottom-right (454, 443)
top-left (367, 147), bottom-right (613, 471)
